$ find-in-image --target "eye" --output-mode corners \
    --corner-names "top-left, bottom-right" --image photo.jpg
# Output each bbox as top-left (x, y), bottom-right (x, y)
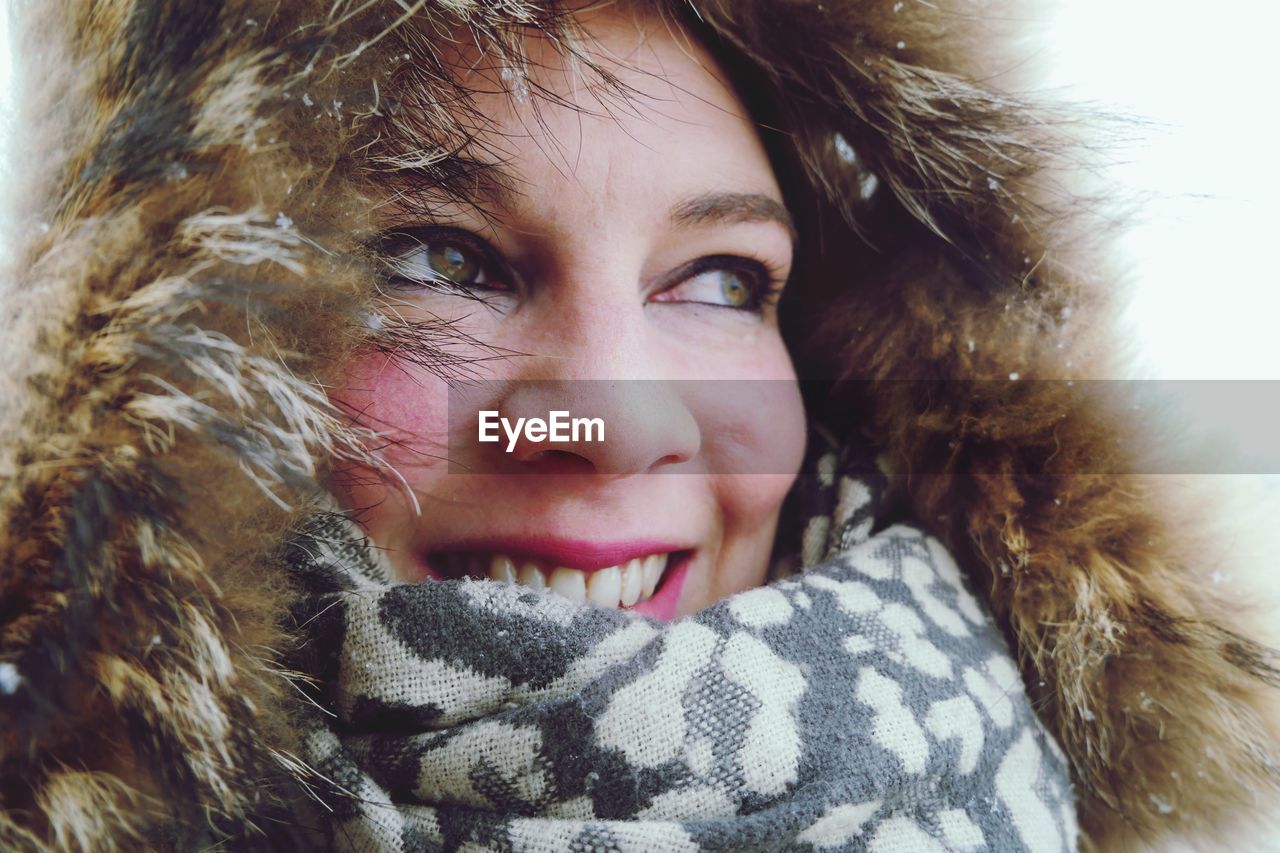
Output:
top-left (650, 255), bottom-right (783, 312)
top-left (408, 243), bottom-right (481, 285)
top-left (374, 228), bottom-right (512, 296)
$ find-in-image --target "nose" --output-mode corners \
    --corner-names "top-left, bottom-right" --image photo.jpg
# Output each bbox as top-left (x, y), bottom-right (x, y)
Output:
top-left (498, 379), bottom-right (700, 476)
top-left (461, 256), bottom-right (703, 476)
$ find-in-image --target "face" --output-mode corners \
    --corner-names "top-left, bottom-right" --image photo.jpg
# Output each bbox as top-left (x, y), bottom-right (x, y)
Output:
top-left (331, 6), bottom-right (806, 620)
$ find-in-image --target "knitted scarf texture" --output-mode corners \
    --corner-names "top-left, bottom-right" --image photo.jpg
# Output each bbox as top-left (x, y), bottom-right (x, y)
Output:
top-left (284, 433), bottom-right (1078, 851)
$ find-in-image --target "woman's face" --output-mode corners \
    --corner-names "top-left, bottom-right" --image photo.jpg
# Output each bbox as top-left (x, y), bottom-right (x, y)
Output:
top-left (332, 7), bottom-right (806, 620)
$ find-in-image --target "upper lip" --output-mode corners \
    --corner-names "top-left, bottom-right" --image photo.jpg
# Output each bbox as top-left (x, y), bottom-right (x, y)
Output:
top-left (428, 536), bottom-right (690, 571)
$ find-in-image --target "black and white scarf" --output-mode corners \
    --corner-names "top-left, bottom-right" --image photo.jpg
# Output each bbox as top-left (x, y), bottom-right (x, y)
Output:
top-left (284, 433), bottom-right (1078, 851)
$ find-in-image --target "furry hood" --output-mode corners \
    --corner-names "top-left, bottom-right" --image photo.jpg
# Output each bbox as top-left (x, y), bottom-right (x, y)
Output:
top-left (2, 1), bottom-right (1277, 849)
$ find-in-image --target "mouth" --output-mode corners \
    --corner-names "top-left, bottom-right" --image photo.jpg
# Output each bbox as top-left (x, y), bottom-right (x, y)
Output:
top-left (425, 547), bottom-right (693, 618)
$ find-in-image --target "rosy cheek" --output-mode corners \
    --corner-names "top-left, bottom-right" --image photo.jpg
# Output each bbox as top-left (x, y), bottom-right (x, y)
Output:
top-left (330, 353), bottom-right (451, 471)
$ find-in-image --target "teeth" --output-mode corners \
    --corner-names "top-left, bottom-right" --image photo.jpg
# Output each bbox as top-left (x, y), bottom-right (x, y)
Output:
top-left (587, 566), bottom-right (622, 608)
top-left (548, 567), bottom-right (586, 603)
top-left (641, 554), bottom-right (663, 598)
top-left (462, 552), bottom-right (672, 608)
top-left (488, 555), bottom-right (517, 584)
top-left (518, 562), bottom-right (546, 590)
top-left (620, 558), bottom-right (643, 607)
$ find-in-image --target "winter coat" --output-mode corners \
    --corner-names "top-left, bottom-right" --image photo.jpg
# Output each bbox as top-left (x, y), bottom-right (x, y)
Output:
top-left (1, 1), bottom-right (1277, 850)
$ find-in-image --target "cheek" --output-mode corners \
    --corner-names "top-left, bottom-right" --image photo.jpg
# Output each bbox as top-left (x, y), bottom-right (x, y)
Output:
top-left (696, 334), bottom-right (807, 589)
top-left (325, 353), bottom-right (454, 565)
top-left (704, 380), bottom-right (803, 601)
top-left (330, 353), bottom-right (451, 471)
top-left (693, 334), bottom-right (807, 482)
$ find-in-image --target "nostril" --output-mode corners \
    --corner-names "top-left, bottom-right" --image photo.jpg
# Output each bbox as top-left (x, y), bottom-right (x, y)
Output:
top-left (518, 449), bottom-right (596, 473)
top-left (652, 452), bottom-right (691, 469)
top-left (527, 450), bottom-right (577, 462)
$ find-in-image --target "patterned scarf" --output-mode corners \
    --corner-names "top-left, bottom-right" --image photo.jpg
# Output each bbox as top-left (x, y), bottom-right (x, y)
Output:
top-left (283, 431), bottom-right (1078, 851)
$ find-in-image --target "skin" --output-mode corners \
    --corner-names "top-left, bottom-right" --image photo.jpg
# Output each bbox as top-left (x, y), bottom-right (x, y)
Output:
top-left (330, 5), bottom-right (807, 619)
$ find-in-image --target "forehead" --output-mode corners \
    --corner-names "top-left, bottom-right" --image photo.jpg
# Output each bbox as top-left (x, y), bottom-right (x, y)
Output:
top-left (455, 7), bottom-right (742, 120)
top-left (414, 6), bottom-right (781, 222)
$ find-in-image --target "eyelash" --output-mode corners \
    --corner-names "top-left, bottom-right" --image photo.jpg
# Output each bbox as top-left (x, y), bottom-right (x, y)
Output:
top-left (373, 227), bottom-right (513, 303)
top-left (372, 226), bottom-right (786, 313)
top-left (666, 254), bottom-right (787, 313)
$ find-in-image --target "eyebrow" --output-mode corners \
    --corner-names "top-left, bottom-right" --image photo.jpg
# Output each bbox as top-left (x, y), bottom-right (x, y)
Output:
top-left (386, 158), bottom-right (796, 243)
top-left (670, 191), bottom-right (797, 245)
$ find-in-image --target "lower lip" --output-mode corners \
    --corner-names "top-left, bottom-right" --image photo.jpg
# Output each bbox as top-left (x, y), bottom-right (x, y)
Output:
top-left (629, 552), bottom-right (691, 622)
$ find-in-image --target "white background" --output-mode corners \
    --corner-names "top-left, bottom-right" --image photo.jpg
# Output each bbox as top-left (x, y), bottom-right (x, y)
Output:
top-left (1041, 0), bottom-right (1280, 381)
top-left (1037, 0), bottom-right (1280, 473)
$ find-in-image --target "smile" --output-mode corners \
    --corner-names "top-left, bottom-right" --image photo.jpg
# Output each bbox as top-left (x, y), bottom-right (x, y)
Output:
top-left (425, 539), bottom-right (694, 619)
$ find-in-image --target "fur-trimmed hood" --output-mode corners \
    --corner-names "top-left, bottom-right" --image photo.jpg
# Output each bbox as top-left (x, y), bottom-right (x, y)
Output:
top-left (1, 1), bottom-right (1277, 850)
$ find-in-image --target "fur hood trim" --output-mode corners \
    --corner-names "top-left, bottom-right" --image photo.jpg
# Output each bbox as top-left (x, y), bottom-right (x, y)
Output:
top-left (1, 1), bottom-right (1277, 849)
